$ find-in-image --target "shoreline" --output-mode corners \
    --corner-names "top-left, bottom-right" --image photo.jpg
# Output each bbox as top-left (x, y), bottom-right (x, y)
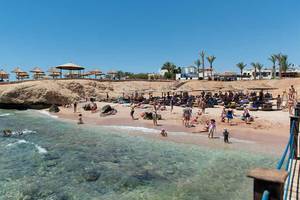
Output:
top-left (36, 102), bottom-right (290, 156)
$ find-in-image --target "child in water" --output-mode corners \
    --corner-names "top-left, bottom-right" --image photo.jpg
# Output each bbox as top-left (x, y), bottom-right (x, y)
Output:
top-left (78, 114), bottom-right (84, 124)
top-left (160, 129), bottom-right (168, 137)
top-left (223, 128), bottom-right (229, 143)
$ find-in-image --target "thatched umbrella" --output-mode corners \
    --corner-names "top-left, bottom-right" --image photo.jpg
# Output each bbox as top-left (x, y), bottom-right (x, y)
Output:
top-left (80, 72), bottom-right (92, 78)
top-left (11, 67), bottom-right (25, 80)
top-left (48, 68), bottom-right (61, 79)
top-left (107, 70), bottom-right (117, 79)
top-left (0, 69), bottom-right (9, 81)
top-left (89, 69), bottom-right (103, 79)
top-left (18, 72), bottom-right (29, 80)
top-left (30, 67), bottom-right (45, 79)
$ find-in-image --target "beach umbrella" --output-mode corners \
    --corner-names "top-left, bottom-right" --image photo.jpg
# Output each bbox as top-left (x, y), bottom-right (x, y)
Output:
top-left (11, 67), bottom-right (23, 74)
top-left (11, 67), bottom-right (25, 80)
top-left (47, 67), bottom-right (61, 79)
top-left (18, 72), bottom-right (29, 80)
top-left (107, 70), bottom-right (117, 79)
top-left (30, 67), bottom-right (45, 79)
top-left (89, 69), bottom-right (103, 79)
top-left (0, 69), bottom-right (9, 81)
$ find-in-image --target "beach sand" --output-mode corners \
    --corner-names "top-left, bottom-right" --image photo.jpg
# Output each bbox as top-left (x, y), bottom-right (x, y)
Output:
top-left (49, 101), bottom-right (291, 156)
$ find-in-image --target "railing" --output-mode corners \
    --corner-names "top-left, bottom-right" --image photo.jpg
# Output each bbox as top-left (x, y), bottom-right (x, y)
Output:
top-left (261, 120), bottom-right (296, 200)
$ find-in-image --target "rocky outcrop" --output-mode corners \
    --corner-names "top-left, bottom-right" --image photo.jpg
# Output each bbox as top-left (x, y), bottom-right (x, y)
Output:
top-left (0, 79), bottom-right (173, 109)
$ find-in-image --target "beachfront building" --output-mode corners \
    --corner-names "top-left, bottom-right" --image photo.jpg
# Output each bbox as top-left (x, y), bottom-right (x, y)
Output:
top-left (214, 72), bottom-right (238, 81)
top-left (243, 68), bottom-right (300, 80)
top-left (175, 66), bottom-right (215, 80)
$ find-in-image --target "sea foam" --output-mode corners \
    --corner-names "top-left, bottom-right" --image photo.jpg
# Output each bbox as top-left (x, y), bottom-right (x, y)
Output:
top-left (6, 139), bottom-right (47, 154)
top-left (0, 113), bottom-right (12, 117)
top-left (102, 125), bottom-right (255, 144)
top-left (37, 110), bottom-right (58, 118)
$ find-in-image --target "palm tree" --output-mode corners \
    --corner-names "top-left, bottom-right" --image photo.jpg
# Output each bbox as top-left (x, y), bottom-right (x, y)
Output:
top-left (275, 53), bottom-right (282, 79)
top-left (161, 62), bottom-right (178, 79)
top-left (236, 62), bottom-right (247, 80)
top-left (206, 55), bottom-right (216, 78)
top-left (200, 51), bottom-right (205, 79)
top-left (268, 54), bottom-right (277, 79)
top-left (279, 55), bottom-right (290, 75)
top-left (251, 62), bottom-right (257, 80)
top-left (194, 59), bottom-right (201, 79)
top-left (161, 62), bottom-right (176, 73)
top-left (256, 63), bottom-right (263, 80)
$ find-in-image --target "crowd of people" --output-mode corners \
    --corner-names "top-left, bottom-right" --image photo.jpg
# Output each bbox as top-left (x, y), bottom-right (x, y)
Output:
top-left (68, 85), bottom-right (298, 144)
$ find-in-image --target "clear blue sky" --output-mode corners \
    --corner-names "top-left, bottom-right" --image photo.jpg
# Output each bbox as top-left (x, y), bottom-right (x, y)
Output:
top-left (0, 0), bottom-right (299, 74)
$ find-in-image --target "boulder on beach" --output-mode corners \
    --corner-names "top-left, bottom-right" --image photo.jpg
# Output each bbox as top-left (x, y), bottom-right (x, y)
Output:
top-left (83, 102), bottom-right (97, 111)
top-left (101, 105), bottom-right (113, 113)
top-left (100, 105), bottom-right (117, 117)
top-left (49, 104), bottom-right (60, 113)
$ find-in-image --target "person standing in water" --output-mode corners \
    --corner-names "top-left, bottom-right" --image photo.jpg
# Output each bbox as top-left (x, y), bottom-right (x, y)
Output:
top-left (223, 128), bottom-right (229, 143)
top-left (78, 113), bottom-right (84, 124)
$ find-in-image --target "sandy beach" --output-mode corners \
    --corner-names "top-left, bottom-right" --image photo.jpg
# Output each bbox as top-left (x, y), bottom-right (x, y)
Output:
top-left (49, 101), bottom-right (291, 156)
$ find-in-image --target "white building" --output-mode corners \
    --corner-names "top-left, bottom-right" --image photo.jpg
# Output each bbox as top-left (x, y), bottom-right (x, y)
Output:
top-left (243, 68), bottom-right (300, 80)
top-left (159, 69), bottom-right (168, 76)
top-left (176, 66), bottom-right (215, 80)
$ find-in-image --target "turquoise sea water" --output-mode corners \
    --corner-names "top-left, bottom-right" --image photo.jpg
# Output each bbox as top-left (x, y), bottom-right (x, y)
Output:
top-left (0, 109), bottom-right (277, 200)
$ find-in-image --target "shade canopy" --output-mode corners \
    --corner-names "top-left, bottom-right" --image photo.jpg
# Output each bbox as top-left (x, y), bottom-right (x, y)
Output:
top-left (48, 67), bottom-right (60, 73)
top-left (107, 70), bottom-right (117, 75)
top-left (30, 67), bottom-right (44, 73)
top-left (89, 69), bottom-right (103, 75)
top-left (0, 69), bottom-right (9, 79)
top-left (11, 67), bottom-right (24, 73)
top-left (18, 72), bottom-right (29, 79)
top-left (56, 63), bottom-right (85, 70)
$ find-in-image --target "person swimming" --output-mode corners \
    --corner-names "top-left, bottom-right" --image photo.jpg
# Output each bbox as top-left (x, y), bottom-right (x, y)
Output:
top-left (3, 129), bottom-right (12, 137)
top-left (78, 114), bottom-right (84, 124)
top-left (160, 129), bottom-right (168, 137)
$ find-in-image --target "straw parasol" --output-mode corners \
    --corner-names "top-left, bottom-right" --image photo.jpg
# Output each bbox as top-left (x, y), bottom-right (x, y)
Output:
top-left (30, 67), bottom-right (45, 79)
top-left (0, 69), bottom-right (9, 81)
top-left (11, 67), bottom-right (25, 80)
top-left (18, 72), bottom-right (29, 80)
top-left (89, 69), bottom-right (103, 79)
top-left (48, 67), bottom-right (61, 79)
top-left (107, 70), bottom-right (117, 79)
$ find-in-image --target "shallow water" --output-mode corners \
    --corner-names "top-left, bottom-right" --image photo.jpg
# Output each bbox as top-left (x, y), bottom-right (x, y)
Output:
top-left (0, 109), bottom-right (277, 200)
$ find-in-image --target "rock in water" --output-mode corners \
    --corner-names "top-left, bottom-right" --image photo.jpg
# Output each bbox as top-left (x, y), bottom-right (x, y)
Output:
top-left (83, 170), bottom-right (100, 182)
top-left (49, 104), bottom-right (60, 113)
